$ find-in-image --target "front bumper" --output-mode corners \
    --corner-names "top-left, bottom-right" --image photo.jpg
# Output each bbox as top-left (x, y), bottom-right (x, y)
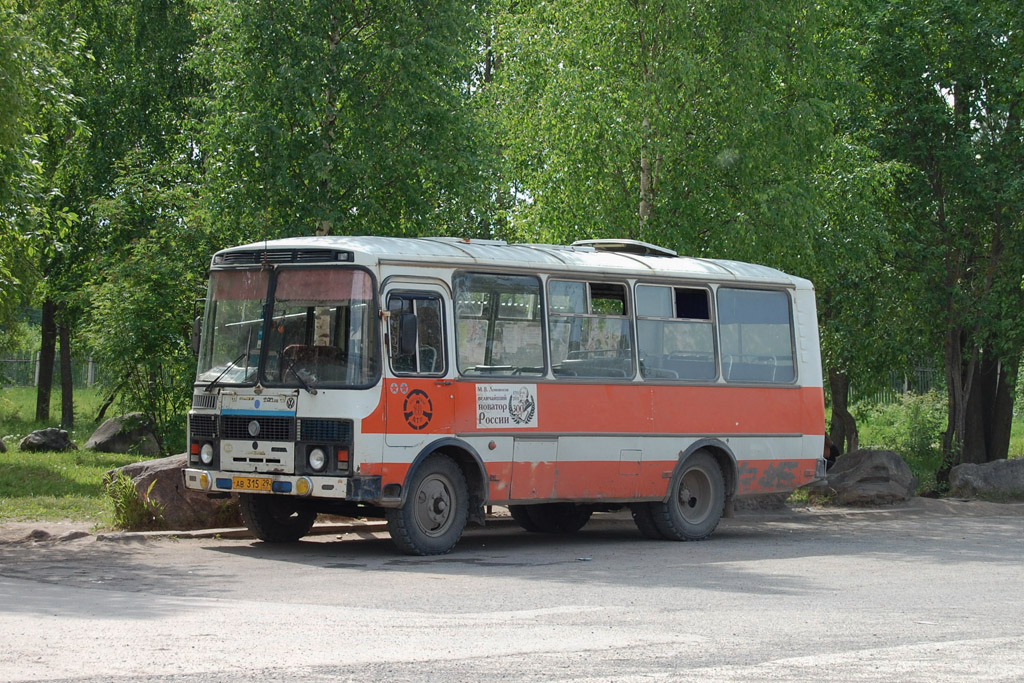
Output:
top-left (182, 468), bottom-right (381, 502)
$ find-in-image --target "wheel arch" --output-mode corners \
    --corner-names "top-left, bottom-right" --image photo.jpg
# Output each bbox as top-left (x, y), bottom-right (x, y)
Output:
top-left (403, 438), bottom-right (489, 526)
top-left (669, 439), bottom-right (738, 502)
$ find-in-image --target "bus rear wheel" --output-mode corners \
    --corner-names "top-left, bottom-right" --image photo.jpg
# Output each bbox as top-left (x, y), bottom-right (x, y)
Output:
top-left (386, 454), bottom-right (468, 555)
top-left (650, 450), bottom-right (725, 541)
top-left (508, 505), bottom-right (542, 532)
top-left (526, 503), bottom-right (592, 534)
top-left (239, 493), bottom-right (317, 543)
top-left (629, 502), bottom-right (664, 539)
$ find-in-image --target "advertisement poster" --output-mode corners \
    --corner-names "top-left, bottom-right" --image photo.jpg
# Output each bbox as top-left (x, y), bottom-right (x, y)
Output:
top-left (475, 384), bottom-right (538, 429)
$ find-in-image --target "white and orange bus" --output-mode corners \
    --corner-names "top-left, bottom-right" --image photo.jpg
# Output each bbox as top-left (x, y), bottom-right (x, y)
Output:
top-left (183, 236), bottom-right (826, 554)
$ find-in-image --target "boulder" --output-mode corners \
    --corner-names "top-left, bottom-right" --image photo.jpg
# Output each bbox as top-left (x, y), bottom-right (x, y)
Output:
top-left (85, 412), bottom-right (160, 457)
top-left (807, 449), bottom-right (917, 505)
top-left (19, 428), bottom-right (77, 452)
top-left (109, 453), bottom-right (241, 530)
top-left (949, 459), bottom-right (1024, 501)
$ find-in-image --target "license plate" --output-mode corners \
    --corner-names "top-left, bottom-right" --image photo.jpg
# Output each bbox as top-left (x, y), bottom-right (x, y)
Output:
top-left (232, 476), bottom-right (273, 492)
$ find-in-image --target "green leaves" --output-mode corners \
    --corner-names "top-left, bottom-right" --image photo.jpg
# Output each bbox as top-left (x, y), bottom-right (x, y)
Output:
top-left (195, 0), bottom-right (490, 239)
top-left (485, 0), bottom-right (840, 258)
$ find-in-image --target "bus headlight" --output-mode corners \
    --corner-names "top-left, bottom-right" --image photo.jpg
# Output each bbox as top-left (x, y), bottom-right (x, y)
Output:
top-left (308, 448), bottom-right (327, 472)
top-left (200, 443), bottom-right (215, 465)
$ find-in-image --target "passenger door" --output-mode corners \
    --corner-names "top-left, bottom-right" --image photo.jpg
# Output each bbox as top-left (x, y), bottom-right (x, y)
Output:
top-left (383, 285), bottom-right (455, 448)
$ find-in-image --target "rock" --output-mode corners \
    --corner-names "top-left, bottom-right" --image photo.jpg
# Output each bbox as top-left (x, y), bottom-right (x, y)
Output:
top-left (85, 412), bottom-right (160, 457)
top-left (108, 453), bottom-right (241, 530)
top-left (949, 459), bottom-right (1024, 501)
top-left (19, 428), bottom-right (77, 452)
top-left (807, 449), bottom-right (918, 505)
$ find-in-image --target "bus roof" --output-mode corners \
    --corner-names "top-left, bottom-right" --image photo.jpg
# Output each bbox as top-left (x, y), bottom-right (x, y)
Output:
top-left (215, 236), bottom-right (812, 289)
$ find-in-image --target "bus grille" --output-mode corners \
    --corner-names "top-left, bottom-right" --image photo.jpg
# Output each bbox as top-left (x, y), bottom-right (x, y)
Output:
top-left (221, 415), bottom-right (295, 441)
top-left (298, 419), bottom-right (352, 443)
top-left (192, 393), bottom-right (217, 409)
top-left (190, 414), bottom-right (218, 439)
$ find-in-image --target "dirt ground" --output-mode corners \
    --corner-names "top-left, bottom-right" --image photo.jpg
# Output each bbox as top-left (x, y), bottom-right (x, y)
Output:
top-left (3, 496), bottom-right (1022, 547)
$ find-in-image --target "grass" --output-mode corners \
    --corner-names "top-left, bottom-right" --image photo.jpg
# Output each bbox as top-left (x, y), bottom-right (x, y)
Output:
top-left (0, 386), bottom-right (146, 526)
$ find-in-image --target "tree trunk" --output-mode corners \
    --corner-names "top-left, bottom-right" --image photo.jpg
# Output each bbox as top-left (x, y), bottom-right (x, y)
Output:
top-left (962, 353), bottom-right (1017, 463)
top-left (828, 368), bottom-right (858, 453)
top-left (58, 310), bottom-right (74, 428)
top-left (939, 326), bottom-right (977, 481)
top-left (35, 298), bottom-right (58, 422)
top-left (638, 117), bottom-right (653, 239)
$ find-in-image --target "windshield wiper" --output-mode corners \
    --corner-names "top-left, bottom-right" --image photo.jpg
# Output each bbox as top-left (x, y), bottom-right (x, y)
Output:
top-left (204, 328), bottom-right (257, 393)
top-left (280, 353), bottom-right (318, 395)
top-left (203, 350), bottom-right (248, 393)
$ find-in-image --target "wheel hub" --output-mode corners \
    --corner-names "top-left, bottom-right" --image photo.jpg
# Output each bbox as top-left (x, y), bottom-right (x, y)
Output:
top-left (415, 476), bottom-right (453, 536)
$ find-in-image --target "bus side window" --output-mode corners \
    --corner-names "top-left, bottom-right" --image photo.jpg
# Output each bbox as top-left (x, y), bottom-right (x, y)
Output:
top-left (453, 273), bottom-right (545, 376)
top-left (636, 284), bottom-right (716, 381)
top-left (717, 288), bottom-right (795, 383)
top-left (388, 294), bottom-right (446, 375)
top-left (549, 280), bottom-right (634, 378)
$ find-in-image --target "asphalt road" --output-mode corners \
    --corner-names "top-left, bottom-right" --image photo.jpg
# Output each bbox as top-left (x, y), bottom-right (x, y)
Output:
top-left (2, 499), bottom-right (1023, 682)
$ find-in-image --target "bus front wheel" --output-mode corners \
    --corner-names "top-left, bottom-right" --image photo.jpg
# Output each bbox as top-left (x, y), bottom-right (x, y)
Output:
top-left (239, 493), bottom-right (317, 543)
top-left (650, 450), bottom-right (725, 541)
top-left (386, 454), bottom-right (468, 555)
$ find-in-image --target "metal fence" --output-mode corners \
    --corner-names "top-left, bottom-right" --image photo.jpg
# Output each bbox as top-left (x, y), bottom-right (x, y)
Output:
top-left (0, 354), bottom-right (104, 388)
top-left (853, 368), bottom-right (939, 405)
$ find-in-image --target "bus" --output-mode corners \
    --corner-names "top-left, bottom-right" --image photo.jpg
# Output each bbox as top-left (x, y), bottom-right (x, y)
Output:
top-left (183, 236), bottom-right (826, 555)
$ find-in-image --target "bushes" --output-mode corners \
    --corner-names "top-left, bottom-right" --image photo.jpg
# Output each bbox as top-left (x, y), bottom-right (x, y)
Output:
top-left (104, 471), bottom-right (165, 531)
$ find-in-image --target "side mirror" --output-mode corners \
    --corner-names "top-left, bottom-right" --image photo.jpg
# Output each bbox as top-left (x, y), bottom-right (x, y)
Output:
top-left (191, 316), bottom-right (202, 356)
top-left (191, 298), bottom-right (206, 357)
top-left (399, 313), bottom-right (418, 356)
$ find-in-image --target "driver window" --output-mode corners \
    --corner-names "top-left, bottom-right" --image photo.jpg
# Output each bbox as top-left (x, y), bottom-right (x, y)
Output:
top-left (388, 294), bottom-right (446, 375)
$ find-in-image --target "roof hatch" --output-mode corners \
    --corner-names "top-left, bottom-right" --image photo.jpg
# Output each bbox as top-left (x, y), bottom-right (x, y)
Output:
top-left (571, 239), bottom-right (677, 258)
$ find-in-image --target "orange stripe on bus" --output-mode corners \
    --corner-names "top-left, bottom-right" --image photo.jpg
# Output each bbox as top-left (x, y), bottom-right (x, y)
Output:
top-left (365, 381), bottom-right (824, 437)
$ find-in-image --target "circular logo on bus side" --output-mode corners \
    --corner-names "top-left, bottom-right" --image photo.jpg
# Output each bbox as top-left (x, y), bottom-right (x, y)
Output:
top-left (403, 389), bottom-right (433, 431)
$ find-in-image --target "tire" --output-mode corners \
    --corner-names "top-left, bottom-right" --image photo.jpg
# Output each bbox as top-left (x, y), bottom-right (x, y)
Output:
top-left (629, 502), bottom-right (664, 539)
top-left (386, 454), bottom-right (468, 555)
top-left (508, 505), bottom-right (542, 532)
top-left (526, 503), bottom-right (592, 534)
top-left (239, 493), bottom-right (317, 543)
top-left (650, 450), bottom-right (725, 541)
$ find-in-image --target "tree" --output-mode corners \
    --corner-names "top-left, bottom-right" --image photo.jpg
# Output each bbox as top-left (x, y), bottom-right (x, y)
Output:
top-left (807, 137), bottom-right (917, 453)
top-left (0, 2), bottom-right (81, 357)
top-left (85, 154), bottom-right (209, 450)
top-left (25, 0), bottom-right (199, 425)
top-left (486, 0), bottom-right (838, 266)
top-left (862, 0), bottom-right (1024, 468)
top-left (194, 0), bottom-right (493, 241)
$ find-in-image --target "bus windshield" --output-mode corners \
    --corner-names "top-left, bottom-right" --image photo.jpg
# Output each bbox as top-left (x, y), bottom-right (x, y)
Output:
top-left (264, 268), bottom-right (379, 388)
top-left (197, 270), bottom-right (269, 387)
top-left (197, 268), bottom-right (379, 389)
